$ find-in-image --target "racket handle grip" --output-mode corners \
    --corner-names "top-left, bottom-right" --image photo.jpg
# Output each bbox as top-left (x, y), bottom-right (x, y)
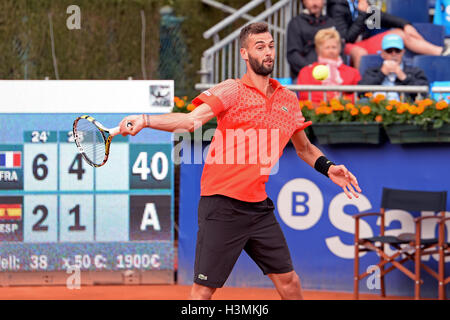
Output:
top-left (109, 126), bottom-right (120, 137)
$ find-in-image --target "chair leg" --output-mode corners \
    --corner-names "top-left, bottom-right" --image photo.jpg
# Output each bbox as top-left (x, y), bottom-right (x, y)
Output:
top-left (380, 264), bottom-right (386, 298)
top-left (354, 244), bottom-right (359, 300)
top-left (380, 243), bottom-right (385, 297)
top-left (439, 245), bottom-right (445, 300)
top-left (415, 246), bottom-right (421, 300)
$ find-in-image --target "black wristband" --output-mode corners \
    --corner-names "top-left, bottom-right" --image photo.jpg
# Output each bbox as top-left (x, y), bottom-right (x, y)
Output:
top-left (314, 156), bottom-right (335, 178)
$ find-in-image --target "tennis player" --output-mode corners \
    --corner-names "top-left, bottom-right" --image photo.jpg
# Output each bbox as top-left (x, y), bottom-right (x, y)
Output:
top-left (118, 22), bottom-right (362, 300)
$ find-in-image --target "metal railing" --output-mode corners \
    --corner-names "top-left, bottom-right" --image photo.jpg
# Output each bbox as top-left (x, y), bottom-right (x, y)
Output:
top-left (194, 84), bottom-right (450, 102)
top-left (199, 0), bottom-right (302, 84)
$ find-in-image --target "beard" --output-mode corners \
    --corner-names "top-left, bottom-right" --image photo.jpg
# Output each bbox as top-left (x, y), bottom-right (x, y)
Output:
top-left (248, 54), bottom-right (274, 76)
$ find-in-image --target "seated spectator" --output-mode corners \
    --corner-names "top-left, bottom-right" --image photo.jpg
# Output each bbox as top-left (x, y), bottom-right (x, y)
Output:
top-left (297, 28), bottom-right (361, 104)
top-left (287, 0), bottom-right (338, 82)
top-left (327, 0), bottom-right (450, 69)
top-left (358, 34), bottom-right (428, 101)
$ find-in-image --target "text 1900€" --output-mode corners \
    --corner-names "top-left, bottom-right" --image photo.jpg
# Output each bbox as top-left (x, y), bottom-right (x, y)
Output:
top-left (60, 254), bottom-right (161, 270)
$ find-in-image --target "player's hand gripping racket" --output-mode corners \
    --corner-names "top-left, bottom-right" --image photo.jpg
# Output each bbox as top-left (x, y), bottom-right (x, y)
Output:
top-left (72, 115), bottom-right (132, 167)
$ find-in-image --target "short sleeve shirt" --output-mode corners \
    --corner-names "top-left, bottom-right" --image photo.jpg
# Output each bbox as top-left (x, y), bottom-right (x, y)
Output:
top-left (192, 74), bottom-right (305, 202)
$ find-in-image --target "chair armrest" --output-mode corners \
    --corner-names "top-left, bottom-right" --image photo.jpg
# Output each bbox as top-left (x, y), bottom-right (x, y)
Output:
top-left (414, 216), bottom-right (442, 223)
top-left (353, 212), bottom-right (382, 219)
top-left (439, 216), bottom-right (450, 224)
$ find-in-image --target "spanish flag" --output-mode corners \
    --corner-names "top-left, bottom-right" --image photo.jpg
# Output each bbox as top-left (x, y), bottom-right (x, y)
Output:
top-left (0, 204), bottom-right (22, 220)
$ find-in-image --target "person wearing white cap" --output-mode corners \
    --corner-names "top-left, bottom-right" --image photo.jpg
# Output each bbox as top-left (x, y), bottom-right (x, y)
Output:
top-left (358, 33), bottom-right (428, 101)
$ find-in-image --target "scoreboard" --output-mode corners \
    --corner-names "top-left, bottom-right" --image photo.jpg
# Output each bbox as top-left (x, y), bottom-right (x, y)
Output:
top-left (0, 81), bottom-right (175, 285)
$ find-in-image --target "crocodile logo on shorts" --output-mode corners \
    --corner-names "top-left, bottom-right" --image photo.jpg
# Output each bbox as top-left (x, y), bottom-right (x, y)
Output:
top-left (198, 274), bottom-right (208, 280)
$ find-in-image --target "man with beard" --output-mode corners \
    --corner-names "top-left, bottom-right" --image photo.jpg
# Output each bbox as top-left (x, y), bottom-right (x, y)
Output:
top-left (117, 22), bottom-right (362, 300)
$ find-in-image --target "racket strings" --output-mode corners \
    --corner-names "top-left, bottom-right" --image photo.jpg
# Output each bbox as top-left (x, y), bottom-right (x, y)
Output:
top-left (75, 119), bottom-right (106, 165)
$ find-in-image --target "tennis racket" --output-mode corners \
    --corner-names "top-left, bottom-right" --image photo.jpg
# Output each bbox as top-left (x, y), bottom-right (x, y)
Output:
top-left (72, 115), bottom-right (130, 167)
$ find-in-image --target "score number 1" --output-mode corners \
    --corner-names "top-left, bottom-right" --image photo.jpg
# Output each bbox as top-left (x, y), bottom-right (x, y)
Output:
top-left (132, 152), bottom-right (168, 181)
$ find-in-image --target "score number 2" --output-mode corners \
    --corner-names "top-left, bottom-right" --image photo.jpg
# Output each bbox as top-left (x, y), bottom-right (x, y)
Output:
top-left (132, 152), bottom-right (168, 181)
top-left (31, 131), bottom-right (50, 143)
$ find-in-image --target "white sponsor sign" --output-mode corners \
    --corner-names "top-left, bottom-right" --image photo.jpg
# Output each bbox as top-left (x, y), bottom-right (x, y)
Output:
top-left (0, 80), bottom-right (174, 113)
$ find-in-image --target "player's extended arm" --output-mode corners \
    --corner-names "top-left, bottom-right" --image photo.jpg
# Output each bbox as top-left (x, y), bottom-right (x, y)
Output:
top-left (118, 103), bottom-right (215, 136)
top-left (291, 130), bottom-right (362, 199)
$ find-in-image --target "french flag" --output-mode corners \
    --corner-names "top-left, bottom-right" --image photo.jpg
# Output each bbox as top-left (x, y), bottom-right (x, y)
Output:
top-left (0, 151), bottom-right (22, 169)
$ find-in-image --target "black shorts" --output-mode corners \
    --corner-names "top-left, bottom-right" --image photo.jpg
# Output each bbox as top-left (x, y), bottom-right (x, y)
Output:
top-left (194, 194), bottom-right (293, 288)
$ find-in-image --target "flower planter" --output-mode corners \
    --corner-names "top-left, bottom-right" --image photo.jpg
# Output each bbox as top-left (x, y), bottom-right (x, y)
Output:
top-left (312, 122), bottom-right (382, 144)
top-left (385, 123), bottom-right (450, 144)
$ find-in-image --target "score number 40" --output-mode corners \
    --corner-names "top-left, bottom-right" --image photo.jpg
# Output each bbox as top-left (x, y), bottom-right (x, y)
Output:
top-left (132, 152), bottom-right (168, 181)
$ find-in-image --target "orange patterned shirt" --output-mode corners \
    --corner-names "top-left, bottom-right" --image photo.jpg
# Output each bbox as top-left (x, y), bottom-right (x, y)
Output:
top-left (192, 74), bottom-right (305, 202)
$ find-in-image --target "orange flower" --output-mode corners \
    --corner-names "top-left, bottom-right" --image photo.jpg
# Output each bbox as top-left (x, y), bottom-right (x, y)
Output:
top-left (187, 104), bottom-right (196, 111)
top-left (345, 103), bottom-right (354, 110)
top-left (324, 107), bottom-right (333, 114)
top-left (330, 98), bottom-right (340, 106)
top-left (183, 96), bottom-right (188, 101)
top-left (315, 107), bottom-right (325, 115)
top-left (299, 100), bottom-right (313, 110)
top-left (386, 105), bottom-right (393, 111)
top-left (408, 105), bottom-right (418, 115)
top-left (176, 99), bottom-right (185, 108)
top-left (331, 103), bottom-right (345, 111)
top-left (417, 98), bottom-right (433, 108)
top-left (396, 103), bottom-right (408, 114)
top-left (361, 106), bottom-right (371, 115)
top-left (388, 100), bottom-right (399, 107)
top-left (417, 105), bottom-right (425, 115)
top-left (364, 92), bottom-right (373, 98)
top-left (436, 100), bottom-right (448, 110)
top-left (174, 96), bottom-right (180, 103)
top-left (372, 94), bottom-right (386, 103)
top-left (350, 108), bottom-right (359, 116)
top-left (375, 115), bottom-right (383, 123)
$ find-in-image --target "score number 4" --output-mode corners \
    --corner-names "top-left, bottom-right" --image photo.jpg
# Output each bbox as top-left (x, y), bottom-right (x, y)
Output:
top-left (132, 152), bottom-right (168, 181)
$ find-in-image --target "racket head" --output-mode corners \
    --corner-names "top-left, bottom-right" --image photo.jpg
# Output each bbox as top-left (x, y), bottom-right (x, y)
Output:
top-left (72, 115), bottom-right (112, 167)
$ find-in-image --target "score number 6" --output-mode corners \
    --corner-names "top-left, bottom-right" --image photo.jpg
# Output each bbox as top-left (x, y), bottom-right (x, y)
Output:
top-left (132, 152), bottom-right (168, 181)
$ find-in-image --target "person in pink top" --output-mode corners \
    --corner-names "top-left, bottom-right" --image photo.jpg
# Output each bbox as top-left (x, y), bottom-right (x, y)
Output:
top-left (298, 28), bottom-right (361, 104)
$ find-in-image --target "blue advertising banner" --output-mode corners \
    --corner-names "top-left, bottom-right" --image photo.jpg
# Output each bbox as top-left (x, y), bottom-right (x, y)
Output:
top-left (178, 140), bottom-right (450, 298)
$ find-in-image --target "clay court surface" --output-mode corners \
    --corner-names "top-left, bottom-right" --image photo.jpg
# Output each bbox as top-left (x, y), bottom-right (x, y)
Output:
top-left (0, 284), bottom-right (414, 300)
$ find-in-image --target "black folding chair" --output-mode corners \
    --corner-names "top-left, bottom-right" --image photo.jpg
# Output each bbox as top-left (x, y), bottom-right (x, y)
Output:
top-left (353, 188), bottom-right (447, 299)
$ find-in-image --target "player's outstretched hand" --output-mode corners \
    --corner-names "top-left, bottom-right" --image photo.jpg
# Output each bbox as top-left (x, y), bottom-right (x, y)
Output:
top-left (119, 114), bottom-right (146, 136)
top-left (328, 165), bottom-right (362, 199)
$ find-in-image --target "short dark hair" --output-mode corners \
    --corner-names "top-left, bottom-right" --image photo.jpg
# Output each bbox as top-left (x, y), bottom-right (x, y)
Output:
top-left (239, 22), bottom-right (269, 48)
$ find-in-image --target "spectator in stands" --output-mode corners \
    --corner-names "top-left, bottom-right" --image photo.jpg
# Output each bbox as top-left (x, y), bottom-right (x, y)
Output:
top-left (287, 0), bottom-right (338, 82)
top-left (327, 0), bottom-right (450, 69)
top-left (297, 28), bottom-right (361, 104)
top-left (358, 34), bottom-right (428, 101)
